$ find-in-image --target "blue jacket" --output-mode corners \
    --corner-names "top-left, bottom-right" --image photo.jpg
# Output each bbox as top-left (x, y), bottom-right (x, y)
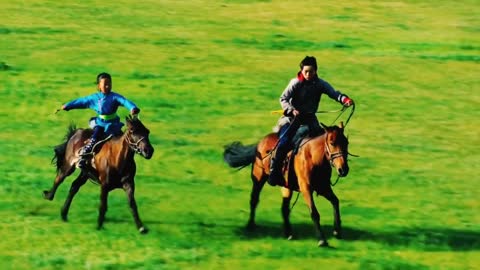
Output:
top-left (63, 91), bottom-right (139, 136)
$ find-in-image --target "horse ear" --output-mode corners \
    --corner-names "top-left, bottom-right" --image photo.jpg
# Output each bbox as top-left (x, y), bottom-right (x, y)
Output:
top-left (339, 121), bottom-right (344, 129)
top-left (320, 122), bottom-right (328, 131)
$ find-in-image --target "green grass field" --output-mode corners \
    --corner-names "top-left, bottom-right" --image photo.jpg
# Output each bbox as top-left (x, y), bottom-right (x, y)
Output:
top-left (1, 1), bottom-right (479, 269)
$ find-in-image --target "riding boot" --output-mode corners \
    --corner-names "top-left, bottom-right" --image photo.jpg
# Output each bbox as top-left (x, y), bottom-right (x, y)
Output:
top-left (268, 146), bottom-right (288, 186)
top-left (78, 138), bottom-right (97, 169)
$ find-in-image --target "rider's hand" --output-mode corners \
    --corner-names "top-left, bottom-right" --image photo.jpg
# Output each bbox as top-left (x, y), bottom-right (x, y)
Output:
top-left (131, 108), bottom-right (140, 115)
top-left (341, 96), bottom-right (353, 107)
top-left (283, 109), bottom-right (300, 117)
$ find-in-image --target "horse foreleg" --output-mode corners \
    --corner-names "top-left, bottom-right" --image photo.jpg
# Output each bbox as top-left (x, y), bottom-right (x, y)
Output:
top-left (123, 181), bottom-right (147, 234)
top-left (61, 172), bottom-right (88, 221)
top-left (302, 191), bottom-right (328, 247)
top-left (281, 187), bottom-right (293, 239)
top-left (43, 166), bottom-right (75, 201)
top-left (246, 167), bottom-right (266, 231)
top-left (322, 188), bottom-right (342, 239)
top-left (97, 186), bottom-right (108, 230)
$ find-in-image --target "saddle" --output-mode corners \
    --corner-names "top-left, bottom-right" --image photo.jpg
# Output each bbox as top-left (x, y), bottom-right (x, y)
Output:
top-left (77, 135), bottom-right (113, 173)
top-left (273, 124), bottom-right (325, 190)
top-left (77, 135), bottom-right (114, 183)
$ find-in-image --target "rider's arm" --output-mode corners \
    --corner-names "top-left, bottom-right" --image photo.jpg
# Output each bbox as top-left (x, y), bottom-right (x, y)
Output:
top-left (62, 95), bottom-right (95, 111)
top-left (114, 93), bottom-right (140, 115)
top-left (320, 79), bottom-right (353, 106)
top-left (279, 78), bottom-right (299, 116)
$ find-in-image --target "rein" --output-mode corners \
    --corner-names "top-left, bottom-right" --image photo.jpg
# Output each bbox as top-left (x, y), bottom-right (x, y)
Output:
top-left (329, 103), bottom-right (355, 127)
top-left (330, 175), bottom-right (341, 186)
top-left (290, 192), bottom-right (301, 211)
top-left (327, 104), bottom-right (357, 186)
top-left (90, 134), bottom-right (113, 153)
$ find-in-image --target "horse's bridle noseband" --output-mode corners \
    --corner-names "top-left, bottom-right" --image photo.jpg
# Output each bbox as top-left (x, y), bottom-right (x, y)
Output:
top-left (324, 140), bottom-right (346, 167)
top-left (125, 132), bottom-right (146, 154)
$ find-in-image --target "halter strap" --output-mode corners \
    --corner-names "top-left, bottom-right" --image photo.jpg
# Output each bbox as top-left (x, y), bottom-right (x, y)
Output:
top-left (125, 132), bottom-right (146, 154)
top-left (324, 137), bottom-right (345, 166)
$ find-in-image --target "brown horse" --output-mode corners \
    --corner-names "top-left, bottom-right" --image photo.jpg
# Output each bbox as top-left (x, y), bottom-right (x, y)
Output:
top-left (223, 122), bottom-right (349, 247)
top-left (43, 116), bottom-right (154, 233)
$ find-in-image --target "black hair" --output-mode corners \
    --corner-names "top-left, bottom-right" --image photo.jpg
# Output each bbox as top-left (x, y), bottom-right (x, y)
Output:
top-left (299, 56), bottom-right (317, 71)
top-left (96, 72), bottom-right (111, 84)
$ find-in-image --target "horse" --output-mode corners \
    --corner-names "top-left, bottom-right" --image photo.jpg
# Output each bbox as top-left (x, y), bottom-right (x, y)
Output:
top-left (43, 115), bottom-right (154, 233)
top-left (223, 122), bottom-right (349, 247)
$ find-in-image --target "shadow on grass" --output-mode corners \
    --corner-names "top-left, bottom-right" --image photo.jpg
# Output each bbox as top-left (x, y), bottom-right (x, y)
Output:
top-left (34, 207), bottom-right (479, 252)
top-left (235, 222), bottom-right (480, 251)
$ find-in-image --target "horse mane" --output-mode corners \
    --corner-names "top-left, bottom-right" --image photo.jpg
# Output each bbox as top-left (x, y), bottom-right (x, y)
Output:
top-left (51, 123), bottom-right (78, 172)
top-left (125, 115), bottom-right (148, 132)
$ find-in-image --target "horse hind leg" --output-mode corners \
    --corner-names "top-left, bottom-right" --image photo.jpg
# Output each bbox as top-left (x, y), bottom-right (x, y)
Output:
top-left (246, 166), bottom-right (266, 231)
top-left (43, 164), bottom-right (75, 201)
top-left (60, 171), bottom-right (88, 221)
top-left (281, 187), bottom-right (293, 240)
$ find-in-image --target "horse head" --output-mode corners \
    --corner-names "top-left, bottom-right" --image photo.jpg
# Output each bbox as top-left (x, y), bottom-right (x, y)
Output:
top-left (320, 122), bottom-right (349, 177)
top-left (125, 115), bottom-right (154, 159)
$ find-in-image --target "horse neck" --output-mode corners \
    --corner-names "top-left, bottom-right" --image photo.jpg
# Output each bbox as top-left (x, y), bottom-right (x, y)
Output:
top-left (305, 132), bottom-right (329, 166)
top-left (107, 133), bottom-right (134, 162)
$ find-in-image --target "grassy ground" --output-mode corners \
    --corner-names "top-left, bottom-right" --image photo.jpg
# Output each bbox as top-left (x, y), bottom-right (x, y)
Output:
top-left (0, 0), bottom-right (479, 269)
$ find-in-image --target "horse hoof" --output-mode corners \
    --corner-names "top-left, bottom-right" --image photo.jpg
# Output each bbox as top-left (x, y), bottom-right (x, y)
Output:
top-left (318, 240), bottom-right (329, 247)
top-left (333, 230), bottom-right (342, 239)
top-left (139, 226), bottom-right (148, 234)
top-left (43, 191), bottom-right (53, 200)
top-left (287, 235), bottom-right (294, 241)
top-left (246, 222), bottom-right (256, 231)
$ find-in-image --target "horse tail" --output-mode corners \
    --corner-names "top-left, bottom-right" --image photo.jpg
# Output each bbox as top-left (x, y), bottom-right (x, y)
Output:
top-left (51, 123), bottom-right (77, 172)
top-left (223, 141), bottom-right (257, 169)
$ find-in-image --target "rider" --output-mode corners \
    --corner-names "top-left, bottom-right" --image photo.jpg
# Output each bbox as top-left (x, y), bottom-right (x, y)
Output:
top-left (61, 72), bottom-right (140, 168)
top-left (268, 56), bottom-right (354, 186)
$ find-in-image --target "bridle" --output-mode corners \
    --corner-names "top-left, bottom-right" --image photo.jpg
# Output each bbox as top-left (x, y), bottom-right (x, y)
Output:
top-left (324, 137), bottom-right (347, 186)
top-left (125, 131), bottom-right (146, 154)
top-left (324, 135), bottom-right (346, 168)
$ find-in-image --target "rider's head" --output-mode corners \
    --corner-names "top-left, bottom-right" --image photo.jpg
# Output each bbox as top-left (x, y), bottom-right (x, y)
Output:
top-left (96, 72), bottom-right (112, 94)
top-left (299, 56), bottom-right (318, 81)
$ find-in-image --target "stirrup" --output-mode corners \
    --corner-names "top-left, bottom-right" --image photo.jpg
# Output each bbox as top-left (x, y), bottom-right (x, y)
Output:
top-left (77, 158), bottom-right (88, 169)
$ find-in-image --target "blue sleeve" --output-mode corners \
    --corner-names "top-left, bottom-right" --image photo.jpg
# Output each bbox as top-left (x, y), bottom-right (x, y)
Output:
top-left (114, 93), bottom-right (139, 112)
top-left (63, 95), bottom-right (95, 111)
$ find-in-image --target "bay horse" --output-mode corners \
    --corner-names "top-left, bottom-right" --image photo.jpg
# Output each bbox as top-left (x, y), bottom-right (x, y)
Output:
top-left (43, 116), bottom-right (154, 233)
top-left (223, 122), bottom-right (349, 247)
